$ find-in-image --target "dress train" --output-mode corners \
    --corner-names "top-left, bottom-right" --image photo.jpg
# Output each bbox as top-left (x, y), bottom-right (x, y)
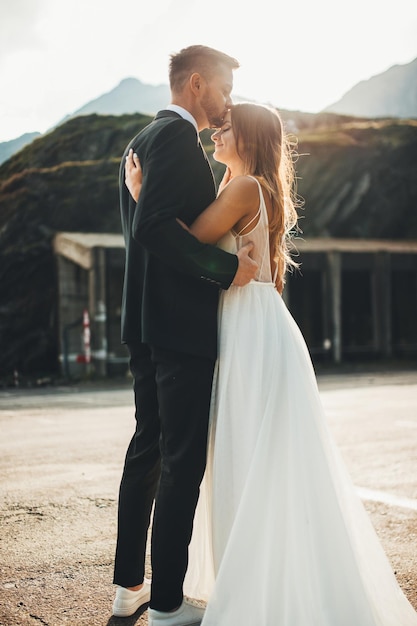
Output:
top-left (183, 178), bottom-right (417, 625)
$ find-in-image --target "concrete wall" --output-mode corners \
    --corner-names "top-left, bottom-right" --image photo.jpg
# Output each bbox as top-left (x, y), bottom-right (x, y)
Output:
top-left (286, 249), bottom-right (417, 363)
top-left (54, 237), bottom-right (128, 379)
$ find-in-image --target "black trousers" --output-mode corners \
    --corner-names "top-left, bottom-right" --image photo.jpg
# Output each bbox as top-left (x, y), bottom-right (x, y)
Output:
top-left (113, 342), bottom-right (215, 611)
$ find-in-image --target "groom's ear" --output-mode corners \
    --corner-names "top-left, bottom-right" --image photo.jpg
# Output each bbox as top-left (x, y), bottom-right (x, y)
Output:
top-left (190, 72), bottom-right (202, 95)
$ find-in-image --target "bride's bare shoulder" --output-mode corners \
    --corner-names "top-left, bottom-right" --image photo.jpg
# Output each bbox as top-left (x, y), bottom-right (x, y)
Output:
top-left (221, 175), bottom-right (259, 204)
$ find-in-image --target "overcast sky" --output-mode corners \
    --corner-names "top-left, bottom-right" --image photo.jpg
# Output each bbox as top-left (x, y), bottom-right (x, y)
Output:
top-left (0, 0), bottom-right (416, 142)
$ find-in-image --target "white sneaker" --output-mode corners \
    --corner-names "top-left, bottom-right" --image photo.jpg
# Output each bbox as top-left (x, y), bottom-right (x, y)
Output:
top-left (112, 579), bottom-right (151, 617)
top-left (148, 599), bottom-right (205, 625)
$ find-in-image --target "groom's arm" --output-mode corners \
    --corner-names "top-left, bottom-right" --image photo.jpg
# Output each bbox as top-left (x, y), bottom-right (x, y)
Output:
top-left (131, 121), bottom-right (241, 288)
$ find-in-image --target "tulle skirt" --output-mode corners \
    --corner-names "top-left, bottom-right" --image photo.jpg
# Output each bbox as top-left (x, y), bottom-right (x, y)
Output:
top-left (184, 282), bottom-right (417, 625)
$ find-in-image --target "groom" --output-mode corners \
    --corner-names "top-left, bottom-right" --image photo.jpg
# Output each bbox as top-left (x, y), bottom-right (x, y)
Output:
top-left (112, 45), bottom-right (257, 625)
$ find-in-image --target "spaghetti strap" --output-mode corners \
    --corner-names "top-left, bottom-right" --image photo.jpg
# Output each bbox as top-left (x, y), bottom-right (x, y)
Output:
top-left (234, 206), bottom-right (261, 237)
top-left (229, 176), bottom-right (274, 284)
top-left (233, 176), bottom-right (263, 237)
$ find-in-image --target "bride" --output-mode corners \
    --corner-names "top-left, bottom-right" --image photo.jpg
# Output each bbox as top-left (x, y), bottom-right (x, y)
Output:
top-left (125, 101), bottom-right (417, 625)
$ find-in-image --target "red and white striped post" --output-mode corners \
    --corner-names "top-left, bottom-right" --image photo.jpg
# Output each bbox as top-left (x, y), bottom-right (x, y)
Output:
top-left (82, 309), bottom-right (91, 367)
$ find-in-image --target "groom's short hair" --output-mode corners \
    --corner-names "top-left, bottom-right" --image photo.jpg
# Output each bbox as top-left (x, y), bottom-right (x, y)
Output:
top-left (169, 45), bottom-right (239, 93)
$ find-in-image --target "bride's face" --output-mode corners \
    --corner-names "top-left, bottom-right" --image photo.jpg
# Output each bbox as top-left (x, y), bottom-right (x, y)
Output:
top-left (211, 112), bottom-right (240, 166)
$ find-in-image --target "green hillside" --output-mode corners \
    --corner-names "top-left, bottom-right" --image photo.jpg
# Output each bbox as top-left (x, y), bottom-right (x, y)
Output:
top-left (295, 118), bottom-right (417, 238)
top-left (0, 111), bottom-right (416, 378)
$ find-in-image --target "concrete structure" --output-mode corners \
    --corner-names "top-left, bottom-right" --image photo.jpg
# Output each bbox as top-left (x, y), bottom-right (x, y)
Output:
top-left (285, 238), bottom-right (417, 363)
top-left (53, 233), bottom-right (417, 376)
top-left (53, 232), bottom-right (128, 378)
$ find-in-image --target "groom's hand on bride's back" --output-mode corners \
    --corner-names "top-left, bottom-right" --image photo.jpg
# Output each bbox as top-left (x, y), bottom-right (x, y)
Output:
top-left (232, 242), bottom-right (258, 287)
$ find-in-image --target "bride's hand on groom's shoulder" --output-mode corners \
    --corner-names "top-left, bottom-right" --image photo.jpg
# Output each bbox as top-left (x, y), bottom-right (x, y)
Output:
top-left (125, 148), bottom-right (142, 202)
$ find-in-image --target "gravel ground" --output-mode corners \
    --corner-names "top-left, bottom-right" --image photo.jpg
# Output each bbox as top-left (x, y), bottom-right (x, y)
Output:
top-left (0, 370), bottom-right (416, 625)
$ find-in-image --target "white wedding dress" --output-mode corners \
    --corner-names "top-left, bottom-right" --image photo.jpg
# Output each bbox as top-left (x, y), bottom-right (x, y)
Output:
top-left (184, 177), bottom-right (417, 625)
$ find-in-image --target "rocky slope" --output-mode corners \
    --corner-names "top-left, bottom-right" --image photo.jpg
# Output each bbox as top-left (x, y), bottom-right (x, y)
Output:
top-left (0, 111), bottom-right (416, 378)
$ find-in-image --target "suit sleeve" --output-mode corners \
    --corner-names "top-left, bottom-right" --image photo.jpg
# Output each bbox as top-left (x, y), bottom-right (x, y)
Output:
top-left (131, 122), bottom-right (238, 289)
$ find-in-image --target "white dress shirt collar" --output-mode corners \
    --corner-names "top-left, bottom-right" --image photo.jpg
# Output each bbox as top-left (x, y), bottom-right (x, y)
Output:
top-left (165, 104), bottom-right (199, 141)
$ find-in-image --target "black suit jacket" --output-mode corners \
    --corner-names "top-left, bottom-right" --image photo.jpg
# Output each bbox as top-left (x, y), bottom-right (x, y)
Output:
top-left (119, 110), bottom-right (238, 360)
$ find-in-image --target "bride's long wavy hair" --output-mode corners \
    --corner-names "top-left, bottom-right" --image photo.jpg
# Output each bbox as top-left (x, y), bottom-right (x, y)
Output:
top-left (230, 102), bottom-right (300, 292)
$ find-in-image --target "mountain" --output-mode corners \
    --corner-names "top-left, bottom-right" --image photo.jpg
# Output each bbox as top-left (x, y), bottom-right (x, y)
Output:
top-left (60, 77), bottom-right (170, 121)
top-left (324, 57), bottom-right (417, 119)
top-left (0, 132), bottom-right (41, 166)
top-left (0, 111), bottom-right (416, 378)
top-left (2, 56), bottom-right (416, 164)
top-left (0, 78), bottom-right (170, 165)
